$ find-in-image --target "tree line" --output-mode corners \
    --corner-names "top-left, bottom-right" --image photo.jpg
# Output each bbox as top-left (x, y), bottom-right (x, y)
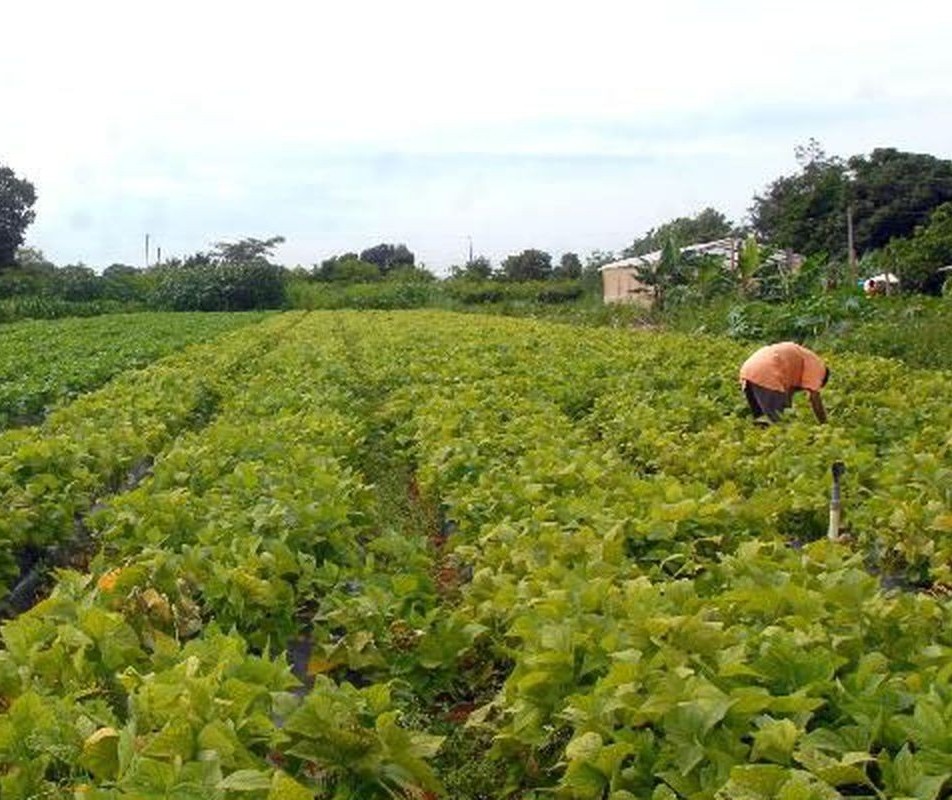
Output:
top-left (2, 140), bottom-right (952, 312)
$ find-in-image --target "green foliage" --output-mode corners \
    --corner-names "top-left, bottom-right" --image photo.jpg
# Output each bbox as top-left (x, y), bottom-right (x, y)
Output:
top-left (0, 311), bottom-right (267, 429)
top-left (441, 279), bottom-right (508, 305)
top-left (442, 279), bottom-right (584, 306)
top-left (287, 278), bottom-right (585, 311)
top-left (308, 256), bottom-right (435, 286)
top-left (811, 295), bottom-right (952, 370)
top-left (0, 165), bottom-right (37, 267)
top-left (736, 235), bottom-right (762, 298)
top-left (287, 278), bottom-right (436, 310)
top-left (723, 293), bottom-right (872, 342)
top-left (882, 201), bottom-right (952, 293)
top-left (0, 260), bottom-right (154, 314)
top-left (151, 262), bottom-right (287, 311)
top-left (284, 678), bottom-right (443, 797)
top-left (101, 264), bottom-right (154, 302)
top-left (0, 295), bottom-right (141, 324)
top-left (623, 207), bottom-right (732, 257)
top-left (0, 314), bottom-right (297, 593)
top-left (368, 312), bottom-right (952, 796)
top-left (750, 139), bottom-right (848, 259)
top-left (211, 235), bottom-right (285, 265)
top-left (691, 254), bottom-right (735, 302)
top-left (633, 237), bottom-right (688, 310)
top-left (556, 252), bottom-right (583, 279)
top-left (313, 255), bottom-right (382, 283)
top-left (751, 141), bottom-right (952, 265)
top-left (449, 255), bottom-right (493, 281)
top-left (385, 264), bottom-right (436, 283)
top-left (667, 291), bottom-right (952, 370)
top-left (0, 254), bottom-right (286, 318)
top-left (49, 265), bottom-right (103, 301)
top-left (501, 249), bottom-right (553, 281)
top-left (1, 310), bottom-right (951, 799)
top-left (358, 242), bottom-right (415, 274)
top-left (848, 147), bottom-right (952, 252)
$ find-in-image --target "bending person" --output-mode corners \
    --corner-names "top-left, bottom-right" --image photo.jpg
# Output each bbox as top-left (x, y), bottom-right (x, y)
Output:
top-left (739, 342), bottom-right (829, 424)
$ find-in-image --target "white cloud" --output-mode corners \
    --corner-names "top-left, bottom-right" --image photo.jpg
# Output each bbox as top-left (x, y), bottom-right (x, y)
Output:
top-left (3, 0), bottom-right (952, 268)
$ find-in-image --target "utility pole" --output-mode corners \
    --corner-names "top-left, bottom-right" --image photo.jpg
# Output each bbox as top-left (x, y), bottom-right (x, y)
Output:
top-left (467, 235), bottom-right (473, 266)
top-left (145, 233), bottom-right (150, 268)
top-left (157, 246), bottom-right (162, 266)
top-left (847, 204), bottom-right (857, 284)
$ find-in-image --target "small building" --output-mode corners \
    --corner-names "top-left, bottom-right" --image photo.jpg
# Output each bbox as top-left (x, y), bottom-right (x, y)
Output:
top-left (600, 238), bottom-right (741, 305)
top-left (599, 255), bottom-right (656, 306)
top-left (600, 237), bottom-right (800, 304)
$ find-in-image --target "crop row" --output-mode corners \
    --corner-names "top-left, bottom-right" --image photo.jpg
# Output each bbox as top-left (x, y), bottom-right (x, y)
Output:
top-left (0, 310), bottom-right (950, 799)
top-left (0, 312), bottom-right (270, 430)
top-left (0, 313), bottom-right (297, 600)
top-left (0, 313), bottom-right (450, 799)
top-left (319, 311), bottom-right (952, 798)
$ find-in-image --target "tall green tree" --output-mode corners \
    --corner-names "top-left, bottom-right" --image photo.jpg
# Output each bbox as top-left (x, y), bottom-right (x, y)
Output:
top-left (0, 165), bottom-right (37, 267)
top-left (500, 249), bottom-right (552, 281)
top-left (313, 254), bottom-right (380, 283)
top-left (449, 256), bottom-right (492, 280)
top-left (211, 235), bottom-right (285, 264)
top-left (847, 148), bottom-right (952, 252)
top-left (882, 202), bottom-right (952, 293)
top-left (749, 139), bottom-right (848, 259)
top-left (52, 265), bottom-right (102, 301)
top-left (359, 243), bottom-right (415, 274)
top-left (554, 252), bottom-right (582, 279)
top-left (751, 142), bottom-right (952, 263)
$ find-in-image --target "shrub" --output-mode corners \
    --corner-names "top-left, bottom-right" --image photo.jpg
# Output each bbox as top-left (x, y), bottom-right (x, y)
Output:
top-left (151, 263), bottom-right (286, 311)
top-left (286, 279), bottom-right (435, 310)
top-left (0, 296), bottom-right (137, 323)
top-left (442, 279), bottom-right (584, 306)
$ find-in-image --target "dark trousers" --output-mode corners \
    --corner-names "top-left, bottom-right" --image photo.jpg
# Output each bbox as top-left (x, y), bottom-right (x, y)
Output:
top-left (743, 381), bottom-right (791, 422)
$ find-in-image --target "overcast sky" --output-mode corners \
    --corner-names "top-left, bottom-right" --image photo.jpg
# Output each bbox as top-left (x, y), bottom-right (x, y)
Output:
top-left (3, 0), bottom-right (952, 273)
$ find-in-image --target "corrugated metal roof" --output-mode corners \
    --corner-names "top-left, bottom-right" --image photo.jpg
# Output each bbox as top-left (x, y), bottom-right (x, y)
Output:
top-left (600, 237), bottom-right (796, 271)
top-left (600, 237), bottom-right (737, 271)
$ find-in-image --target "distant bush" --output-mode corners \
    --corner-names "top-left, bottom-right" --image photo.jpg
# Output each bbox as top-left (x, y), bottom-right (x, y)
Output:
top-left (812, 296), bottom-right (952, 370)
top-left (882, 202), bottom-right (952, 294)
top-left (669, 290), bottom-right (872, 342)
top-left (0, 262), bottom-right (154, 319)
top-left (442, 279), bottom-right (584, 305)
top-left (0, 295), bottom-right (139, 323)
top-left (287, 278), bottom-right (585, 311)
top-left (151, 263), bottom-right (286, 311)
top-left (336, 282), bottom-right (435, 310)
top-left (0, 265), bottom-right (55, 297)
top-left (536, 283), bottom-right (585, 304)
top-left (49, 265), bottom-right (103, 301)
top-left (668, 291), bottom-right (952, 371)
top-left (443, 281), bottom-right (505, 305)
top-left (287, 279), bottom-right (435, 310)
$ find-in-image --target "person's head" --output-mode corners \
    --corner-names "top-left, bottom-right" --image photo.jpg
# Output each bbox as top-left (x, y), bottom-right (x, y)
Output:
top-left (822, 367), bottom-right (830, 387)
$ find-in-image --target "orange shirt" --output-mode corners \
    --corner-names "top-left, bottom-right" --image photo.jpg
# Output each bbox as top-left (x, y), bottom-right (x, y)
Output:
top-left (739, 342), bottom-right (827, 394)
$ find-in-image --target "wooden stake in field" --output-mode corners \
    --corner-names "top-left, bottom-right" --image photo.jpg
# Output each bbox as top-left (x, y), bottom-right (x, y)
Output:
top-left (828, 461), bottom-right (846, 540)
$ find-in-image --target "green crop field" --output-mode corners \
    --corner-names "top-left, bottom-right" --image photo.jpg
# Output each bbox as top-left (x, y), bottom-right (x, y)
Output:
top-left (0, 310), bottom-right (950, 799)
top-left (0, 312), bottom-right (270, 430)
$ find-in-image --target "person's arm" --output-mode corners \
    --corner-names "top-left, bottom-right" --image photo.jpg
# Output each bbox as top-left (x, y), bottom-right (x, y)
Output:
top-left (809, 390), bottom-right (827, 424)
